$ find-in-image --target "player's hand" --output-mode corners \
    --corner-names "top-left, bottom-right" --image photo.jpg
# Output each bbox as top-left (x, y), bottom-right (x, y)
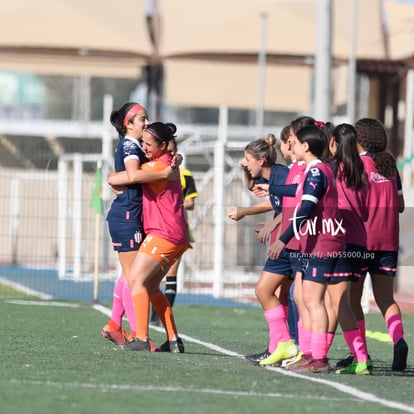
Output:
top-left (165, 165), bottom-right (180, 181)
top-left (111, 184), bottom-right (126, 195)
top-left (171, 153), bottom-right (183, 168)
top-left (268, 239), bottom-right (285, 260)
top-left (252, 183), bottom-right (269, 198)
top-left (254, 221), bottom-right (275, 243)
top-left (228, 206), bottom-right (244, 221)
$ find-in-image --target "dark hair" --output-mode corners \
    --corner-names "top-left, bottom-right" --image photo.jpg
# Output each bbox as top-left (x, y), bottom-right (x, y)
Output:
top-left (332, 123), bottom-right (366, 189)
top-left (279, 125), bottom-right (290, 143)
top-left (291, 116), bottom-right (334, 159)
top-left (110, 102), bottom-right (145, 137)
top-left (245, 133), bottom-right (277, 165)
top-left (145, 122), bottom-right (177, 145)
top-left (168, 138), bottom-right (178, 153)
top-left (354, 118), bottom-right (396, 179)
top-left (296, 125), bottom-right (327, 159)
top-left (290, 116), bottom-right (316, 134)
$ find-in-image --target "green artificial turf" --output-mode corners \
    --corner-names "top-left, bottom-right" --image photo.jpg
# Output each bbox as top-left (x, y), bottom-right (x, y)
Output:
top-left (0, 288), bottom-right (413, 414)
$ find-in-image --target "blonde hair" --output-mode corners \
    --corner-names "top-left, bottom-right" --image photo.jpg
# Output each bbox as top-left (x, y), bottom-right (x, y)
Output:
top-left (244, 133), bottom-right (277, 165)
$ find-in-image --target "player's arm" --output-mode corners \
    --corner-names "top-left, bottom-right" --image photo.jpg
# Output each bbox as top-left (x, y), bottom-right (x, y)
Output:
top-left (108, 159), bottom-right (177, 186)
top-left (268, 170), bottom-right (327, 260)
top-left (279, 171), bottom-right (326, 245)
top-left (255, 213), bottom-right (282, 243)
top-left (228, 199), bottom-right (272, 221)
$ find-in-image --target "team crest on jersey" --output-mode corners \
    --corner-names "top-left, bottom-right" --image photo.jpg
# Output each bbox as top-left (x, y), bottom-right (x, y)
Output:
top-left (370, 171), bottom-right (390, 183)
top-left (271, 195), bottom-right (281, 207)
top-left (123, 140), bottom-right (137, 156)
top-left (310, 167), bottom-right (321, 177)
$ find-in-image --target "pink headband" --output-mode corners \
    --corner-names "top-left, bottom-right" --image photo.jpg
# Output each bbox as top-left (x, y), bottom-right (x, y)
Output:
top-left (314, 120), bottom-right (325, 128)
top-left (145, 127), bottom-right (163, 142)
top-left (123, 103), bottom-right (145, 126)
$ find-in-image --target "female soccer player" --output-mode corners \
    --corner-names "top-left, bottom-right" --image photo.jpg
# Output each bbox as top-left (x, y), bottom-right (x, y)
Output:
top-left (150, 138), bottom-right (199, 330)
top-left (347, 118), bottom-right (408, 371)
top-left (232, 134), bottom-right (294, 364)
top-left (327, 123), bottom-right (371, 375)
top-left (109, 122), bottom-right (190, 352)
top-left (268, 125), bottom-right (347, 373)
top-left (102, 103), bottom-right (176, 349)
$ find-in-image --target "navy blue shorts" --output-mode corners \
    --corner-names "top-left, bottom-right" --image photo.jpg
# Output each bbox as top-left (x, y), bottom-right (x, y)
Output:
top-left (301, 255), bottom-right (352, 283)
top-left (344, 244), bottom-right (367, 280)
top-left (107, 204), bottom-right (144, 252)
top-left (362, 250), bottom-right (398, 277)
top-left (263, 249), bottom-right (295, 278)
top-left (286, 249), bottom-right (302, 280)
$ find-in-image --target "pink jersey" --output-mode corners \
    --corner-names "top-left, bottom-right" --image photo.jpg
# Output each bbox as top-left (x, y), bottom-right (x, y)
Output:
top-left (361, 153), bottom-right (400, 251)
top-left (141, 154), bottom-right (189, 245)
top-left (335, 165), bottom-right (368, 247)
top-left (281, 160), bottom-right (306, 250)
top-left (299, 161), bottom-right (345, 257)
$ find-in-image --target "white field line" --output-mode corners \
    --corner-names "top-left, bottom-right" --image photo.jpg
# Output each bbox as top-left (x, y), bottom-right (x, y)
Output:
top-left (3, 301), bottom-right (413, 412)
top-left (6, 299), bottom-right (79, 308)
top-left (266, 367), bottom-right (414, 413)
top-left (6, 379), bottom-right (356, 402)
top-left (0, 277), bottom-right (54, 300)
top-left (92, 304), bottom-right (414, 414)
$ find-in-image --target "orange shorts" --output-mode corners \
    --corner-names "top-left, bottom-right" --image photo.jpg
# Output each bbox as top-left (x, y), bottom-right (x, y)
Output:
top-left (139, 234), bottom-right (189, 266)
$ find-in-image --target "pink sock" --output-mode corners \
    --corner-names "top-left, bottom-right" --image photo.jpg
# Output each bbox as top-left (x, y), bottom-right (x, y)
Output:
top-left (297, 319), bottom-right (304, 352)
top-left (357, 319), bottom-right (367, 350)
top-left (343, 329), bottom-right (368, 363)
top-left (311, 332), bottom-right (328, 360)
top-left (385, 314), bottom-right (404, 344)
top-left (110, 275), bottom-right (125, 327)
top-left (327, 332), bottom-right (335, 351)
top-left (264, 305), bottom-right (291, 352)
top-left (122, 277), bottom-right (136, 332)
top-left (301, 325), bottom-right (312, 356)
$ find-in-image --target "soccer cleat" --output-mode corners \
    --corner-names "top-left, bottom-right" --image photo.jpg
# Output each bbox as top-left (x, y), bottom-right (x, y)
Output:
top-left (157, 337), bottom-right (185, 353)
top-left (101, 324), bottom-right (127, 346)
top-left (392, 338), bottom-right (408, 371)
top-left (259, 340), bottom-right (297, 367)
top-left (245, 350), bottom-right (271, 364)
top-left (335, 360), bottom-right (372, 375)
top-left (148, 337), bottom-right (159, 352)
top-left (335, 354), bottom-right (373, 373)
top-left (335, 353), bottom-right (354, 369)
top-left (122, 337), bottom-right (150, 351)
top-left (285, 353), bottom-right (313, 371)
top-left (281, 354), bottom-right (299, 368)
top-left (308, 358), bottom-right (330, 374)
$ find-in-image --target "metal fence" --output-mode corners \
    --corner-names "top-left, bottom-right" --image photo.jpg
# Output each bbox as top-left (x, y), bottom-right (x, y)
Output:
top-left (0, 121), bottom-right (276, 305)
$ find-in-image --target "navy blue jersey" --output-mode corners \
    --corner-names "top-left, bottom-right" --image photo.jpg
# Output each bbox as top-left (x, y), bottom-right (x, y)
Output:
top-left (254, 176), bottom-right (267, 186)
top-left (268, 163), bottom-right (289, 214)
top-left (110, 136), bottom-right (148, 214)
top-left (106, 136), bottom-right (149, 251)
top-left (113, 136), bottom-right (148, 196)
top-left (280, 162), bottom-right (328, 245)
top-left (280, 160), bottom-right (345, 257)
